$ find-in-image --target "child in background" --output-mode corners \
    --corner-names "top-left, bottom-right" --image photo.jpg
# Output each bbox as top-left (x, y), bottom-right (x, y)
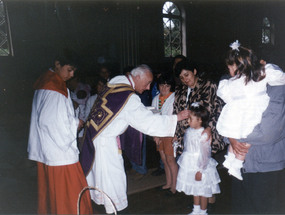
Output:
top-left (176, 103), bottom-right (221, 215)
top-left (152, 74), bottom-right (176, 193)
top-left (217, 40), bottom-right (285, 180)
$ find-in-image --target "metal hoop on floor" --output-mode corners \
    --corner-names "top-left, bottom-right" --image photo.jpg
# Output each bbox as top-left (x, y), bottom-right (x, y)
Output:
top-left (77, 186), bottom-right (117, 215)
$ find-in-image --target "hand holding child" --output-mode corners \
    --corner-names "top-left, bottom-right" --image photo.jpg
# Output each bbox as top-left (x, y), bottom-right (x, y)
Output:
top-left (229, 138), bottom-right (250, 156)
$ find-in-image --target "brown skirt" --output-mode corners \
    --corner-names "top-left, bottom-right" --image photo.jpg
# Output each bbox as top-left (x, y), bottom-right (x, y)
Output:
top-left (157, 137), bottom-right (174, 156)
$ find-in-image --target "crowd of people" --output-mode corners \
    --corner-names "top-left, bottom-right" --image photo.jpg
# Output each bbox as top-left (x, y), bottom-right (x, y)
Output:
top-left (27, 41), bottom-right (285, 215)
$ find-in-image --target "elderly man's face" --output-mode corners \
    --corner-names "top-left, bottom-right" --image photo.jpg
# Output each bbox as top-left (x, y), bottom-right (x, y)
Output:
top-left (134, 71), bottom-right (153, 94)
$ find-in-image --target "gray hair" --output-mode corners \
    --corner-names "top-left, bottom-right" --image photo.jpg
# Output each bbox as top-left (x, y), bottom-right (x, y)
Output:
top-left (130, 64), bottom-right (152, 77)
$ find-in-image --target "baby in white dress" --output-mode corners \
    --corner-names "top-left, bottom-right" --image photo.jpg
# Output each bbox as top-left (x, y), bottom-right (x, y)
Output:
top-left (176, 103), bottom-right (220, 215)
top-left (217, 40), bottom-right (285, 180)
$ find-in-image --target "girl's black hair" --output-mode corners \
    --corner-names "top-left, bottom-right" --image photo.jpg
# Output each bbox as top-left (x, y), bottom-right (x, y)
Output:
top-left (157, 73), bottom-right (175, 92)
top-left (189, 103), bottom-right (209, 128)
top-left (226, 46), bottom-right (265, 84)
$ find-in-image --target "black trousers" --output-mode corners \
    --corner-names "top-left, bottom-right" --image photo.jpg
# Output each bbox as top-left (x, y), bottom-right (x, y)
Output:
top-left (231, 168), bottom-right (285, 214)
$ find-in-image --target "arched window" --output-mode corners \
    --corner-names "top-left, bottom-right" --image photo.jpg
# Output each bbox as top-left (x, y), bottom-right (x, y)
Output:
top-left (162, 1), bottom-right (182, 57)
top-left (262, 17), bottom-right (274, 46)
top-left (0, 0), bottom-right (13, 56)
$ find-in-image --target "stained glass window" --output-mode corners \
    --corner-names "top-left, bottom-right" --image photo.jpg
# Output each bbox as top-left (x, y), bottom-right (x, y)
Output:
top-left (262, 17), bottom-right (274, 45)
top-left (162, 1), bottom-right (182, 57)
top-left (0, 0), bottom-right (13, 56)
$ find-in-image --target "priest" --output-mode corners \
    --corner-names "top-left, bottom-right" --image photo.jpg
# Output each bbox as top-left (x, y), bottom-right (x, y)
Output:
top-left (80, 64), bottom-right (189, 213)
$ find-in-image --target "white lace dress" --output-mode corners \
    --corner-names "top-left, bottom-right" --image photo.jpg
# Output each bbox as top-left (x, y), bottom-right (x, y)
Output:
top-left (176, 127), bottom-right (221, 197)
top-left (217, 63), bottom-right (285, 139)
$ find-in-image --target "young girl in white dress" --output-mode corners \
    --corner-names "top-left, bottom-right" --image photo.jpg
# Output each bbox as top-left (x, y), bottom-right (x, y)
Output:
top-left (176, 103), bottom-right (221, 215)
top-left (217, 40), bottom-right (285, 180)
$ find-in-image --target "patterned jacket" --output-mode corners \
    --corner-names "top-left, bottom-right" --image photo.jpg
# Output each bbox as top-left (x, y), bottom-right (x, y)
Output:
top-left (173, 78), bottom-right (226, 154)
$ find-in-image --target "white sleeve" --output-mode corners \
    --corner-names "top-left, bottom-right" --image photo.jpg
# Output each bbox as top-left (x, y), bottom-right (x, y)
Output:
top-left (37, 90), bottom-right (78, 151)
top-left (78, 104), bottom-right (86, 121)
top-left (197, 133), bottom-right (211, 172)
top-left (265, 64), bottom-right (285, 86)
top-left (217, 79), bottom-right (233, 103)
top-left (163, 93), bottom-right (175, 115)
top-left (151, 95), bottom-right (159, 109)
top-left (85, 94), bottom-right (97, 121)
top-left (125, 94), bottom-right (177, 137)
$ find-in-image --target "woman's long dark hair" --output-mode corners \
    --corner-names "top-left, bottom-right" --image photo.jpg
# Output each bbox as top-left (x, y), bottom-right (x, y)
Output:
top-left (226, 46), bottom-right (265, 85)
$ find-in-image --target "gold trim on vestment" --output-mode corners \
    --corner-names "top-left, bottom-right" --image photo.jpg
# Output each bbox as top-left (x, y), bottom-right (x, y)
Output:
top-left (88, 83), bottom-right (135, 141)
top-left (89, 88), bottom-right (113, 132)
top-left (85, 85), bottom-right (135, 176)
top-left (106, 83), bottom-right (133, 89)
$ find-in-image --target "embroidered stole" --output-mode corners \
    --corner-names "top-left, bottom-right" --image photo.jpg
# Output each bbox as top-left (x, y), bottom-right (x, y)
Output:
top-left (79, 83), bottom-right (135, 176)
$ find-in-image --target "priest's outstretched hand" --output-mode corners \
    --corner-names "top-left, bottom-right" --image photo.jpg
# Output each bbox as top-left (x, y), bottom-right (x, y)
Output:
top-left (177, 109), bottom-right (190, 121)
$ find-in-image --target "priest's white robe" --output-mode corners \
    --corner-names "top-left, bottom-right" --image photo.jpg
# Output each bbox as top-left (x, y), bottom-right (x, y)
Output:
top-left (86, 75), bottom-right (177, 213)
